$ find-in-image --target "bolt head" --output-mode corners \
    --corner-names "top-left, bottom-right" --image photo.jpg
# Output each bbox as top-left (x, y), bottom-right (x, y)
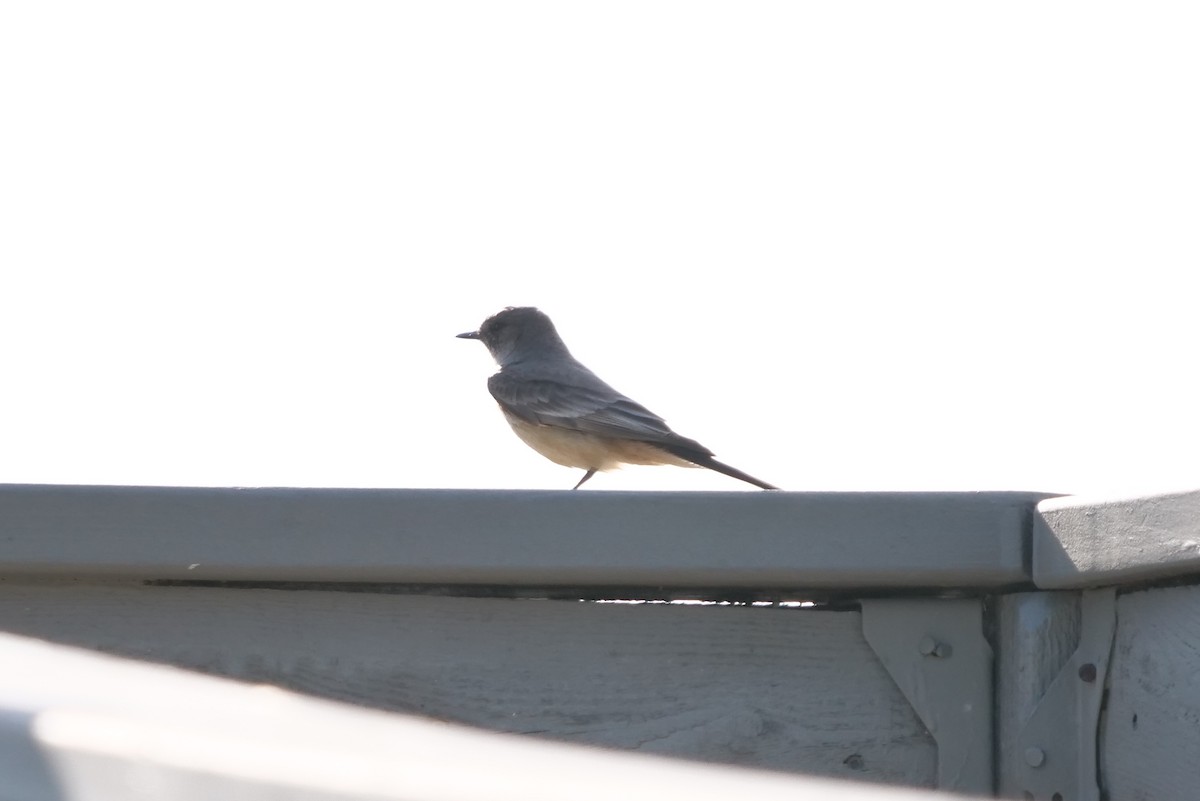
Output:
top-left (1024, 746), bottom-right (1046, 767)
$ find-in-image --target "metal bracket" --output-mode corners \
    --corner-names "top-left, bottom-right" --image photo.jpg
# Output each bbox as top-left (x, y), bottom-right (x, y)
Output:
top-left (861, 598), bottom-right (993, 796)
top-left (1014, 588), bottom-right (1117, 801)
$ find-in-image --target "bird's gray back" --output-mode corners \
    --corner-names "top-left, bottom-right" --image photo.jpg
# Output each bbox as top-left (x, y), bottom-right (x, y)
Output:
top-left (486, 358), bottom-right (712, 454)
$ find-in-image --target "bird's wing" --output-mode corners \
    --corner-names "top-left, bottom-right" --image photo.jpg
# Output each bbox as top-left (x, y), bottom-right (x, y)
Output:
top-left (487, 372), bottom-right (713, 455)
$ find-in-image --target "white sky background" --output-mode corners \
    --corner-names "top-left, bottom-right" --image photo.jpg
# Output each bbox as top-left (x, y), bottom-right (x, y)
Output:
top-left (1, 3), bottom-right (1197, 495)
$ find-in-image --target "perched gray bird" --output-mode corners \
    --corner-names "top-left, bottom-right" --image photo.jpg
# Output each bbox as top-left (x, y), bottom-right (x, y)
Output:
top-left (458, 306), bottom-right (778, 490)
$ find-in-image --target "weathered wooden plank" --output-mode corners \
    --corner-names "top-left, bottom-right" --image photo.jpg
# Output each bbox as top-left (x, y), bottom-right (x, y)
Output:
top-left (0, 485), bottom-right (1045, 589)
top-left (1102, 583), bottom-right (1200, 801)
top-left (0, 582), bottom-right (937, 786)
top-left (0, 632), bottom-right (977, 801)
top-left (1033, 489), bottom-right (1200, 589)
top-left (993, 591), bottom-right (1081, 799)
top-left (994, 590), bottom-right (1115, 801)
top-left (861, 599), bottom-right (992, 795)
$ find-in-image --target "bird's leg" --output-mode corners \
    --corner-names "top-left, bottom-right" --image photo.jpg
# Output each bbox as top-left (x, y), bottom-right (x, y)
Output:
top-left (572, 469), bottom-right (597, 490)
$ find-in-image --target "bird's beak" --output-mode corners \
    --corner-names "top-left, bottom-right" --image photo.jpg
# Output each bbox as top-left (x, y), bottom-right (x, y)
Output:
top-left (457, 330), bottom-right (481, 340)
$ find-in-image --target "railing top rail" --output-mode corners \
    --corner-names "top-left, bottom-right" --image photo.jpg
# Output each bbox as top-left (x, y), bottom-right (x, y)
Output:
top-left (0, 485), bottom-right (1048, 592)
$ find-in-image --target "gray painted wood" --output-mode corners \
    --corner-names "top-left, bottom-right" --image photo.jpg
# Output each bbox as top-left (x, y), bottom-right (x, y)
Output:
top-left (861, 599), bottom-right (992, 795)
top-left (0, 485), bottom-right (1045, 589)
top-left (0, 632), bottom-right (974, 801)
top-left (1033, 489), bottom-right (1200, 589)
top-left (1103, 584), bottom-right (1200, 801)
top-left (997, 590), bottom-right (1114, 801)
top-left (993, 592), bottom-right (1081, 799)
top-left (0, 581), bottom-right (937, 786)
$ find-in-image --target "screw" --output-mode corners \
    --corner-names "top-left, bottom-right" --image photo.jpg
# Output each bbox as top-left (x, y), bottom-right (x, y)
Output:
top-left (1079, 663), bottom-right (1097, 682)
top-left (1024, 747), bottom-right (1046, 768)
top-left (918, 636), bottom-right (950, 657)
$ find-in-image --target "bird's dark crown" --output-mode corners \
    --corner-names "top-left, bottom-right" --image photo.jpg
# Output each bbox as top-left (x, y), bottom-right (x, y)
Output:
top-left (471, 306), bottom-right (569, 363)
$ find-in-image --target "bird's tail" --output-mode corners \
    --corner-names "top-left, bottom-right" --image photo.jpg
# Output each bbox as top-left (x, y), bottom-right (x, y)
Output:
top-left (659, 443), bottom-right (779, 490)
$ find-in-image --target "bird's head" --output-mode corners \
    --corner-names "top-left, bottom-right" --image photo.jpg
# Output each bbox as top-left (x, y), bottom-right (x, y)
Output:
top-left (457, 306), bottom-right (569, 366)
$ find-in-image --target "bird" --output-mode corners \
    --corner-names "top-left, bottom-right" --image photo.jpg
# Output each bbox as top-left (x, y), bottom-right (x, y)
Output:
top-left (457, 306), bottom-right (778, 490)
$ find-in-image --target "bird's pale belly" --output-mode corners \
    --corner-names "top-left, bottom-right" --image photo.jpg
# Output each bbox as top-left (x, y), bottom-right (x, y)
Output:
top-left (504, 414), bottom-right (692, 471)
